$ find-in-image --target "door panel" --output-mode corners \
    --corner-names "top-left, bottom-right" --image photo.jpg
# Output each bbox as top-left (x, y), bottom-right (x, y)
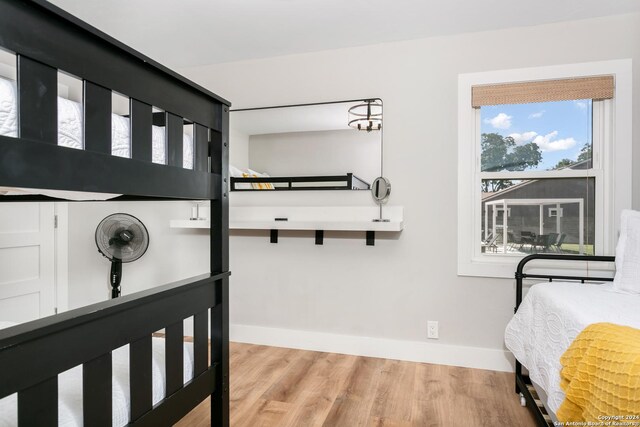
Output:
top-left (0, 203), bottom-right (55, 323)
top-left (0, 292), bottom-right (39, 323)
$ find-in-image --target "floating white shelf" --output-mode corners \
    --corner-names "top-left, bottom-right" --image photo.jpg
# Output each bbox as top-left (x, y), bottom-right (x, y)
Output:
top-left (170, 206), bottom-right (404, 245)
top-left (232, 219), bottom-right (402, 232)
top-left (170, 219), bottom-right (210, 229)
top-left (170, 219), bottom-right (402, 232)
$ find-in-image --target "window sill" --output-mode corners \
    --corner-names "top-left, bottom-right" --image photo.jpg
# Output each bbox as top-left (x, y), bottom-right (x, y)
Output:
top-left (458, 253), bottom-right (615, 280)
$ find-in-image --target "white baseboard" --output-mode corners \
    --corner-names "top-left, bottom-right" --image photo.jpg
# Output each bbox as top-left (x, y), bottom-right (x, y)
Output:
top-left (230, 324), bottom-right (515, 372)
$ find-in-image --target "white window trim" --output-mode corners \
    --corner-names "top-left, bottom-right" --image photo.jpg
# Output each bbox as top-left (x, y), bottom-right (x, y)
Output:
top-left (457, 60), bottom-right (632, 278)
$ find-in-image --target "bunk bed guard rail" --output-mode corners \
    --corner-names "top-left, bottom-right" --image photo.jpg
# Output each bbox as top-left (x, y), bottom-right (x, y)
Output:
top-left (0, 0), bottom-right (231, 200)
top-left (0, 272), bottom-right (230, 426)
top-left (230, 173), bottom-right (371, 191)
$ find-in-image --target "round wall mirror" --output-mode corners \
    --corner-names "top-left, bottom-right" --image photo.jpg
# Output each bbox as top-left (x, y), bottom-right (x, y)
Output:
top-left (371, 177), bottom-right (391, 204)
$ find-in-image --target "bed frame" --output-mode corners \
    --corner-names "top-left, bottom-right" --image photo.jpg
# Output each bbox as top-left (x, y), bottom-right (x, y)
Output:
top-left (0, 0), bottom-right (230, 425)
top-left (230, 173), bottom-right (370, 191)
top-left (514, 254), bottom-right (615, 426)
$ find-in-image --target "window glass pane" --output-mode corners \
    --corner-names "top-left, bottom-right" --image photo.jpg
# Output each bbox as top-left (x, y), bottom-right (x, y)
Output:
top-left (481, 178), bottom-right (595, 255)
top-left (480, 100), bottom-right (592, 172)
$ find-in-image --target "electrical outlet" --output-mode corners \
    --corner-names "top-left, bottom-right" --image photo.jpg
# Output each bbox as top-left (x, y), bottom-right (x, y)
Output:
top-left (427, 321), bottom-right (439, 339)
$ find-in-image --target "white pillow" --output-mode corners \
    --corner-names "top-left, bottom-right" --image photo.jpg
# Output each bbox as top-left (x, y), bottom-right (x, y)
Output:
top-left (247, 168), bottom-right (267, 177)
top-left (613, 209), bottom-right (640, 294)
top-left (229, 165), bottom-right (245, 177)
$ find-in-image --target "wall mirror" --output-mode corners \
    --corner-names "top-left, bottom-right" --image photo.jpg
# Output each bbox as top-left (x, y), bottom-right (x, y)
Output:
top-left (229, 99), bottom-right (382, 191)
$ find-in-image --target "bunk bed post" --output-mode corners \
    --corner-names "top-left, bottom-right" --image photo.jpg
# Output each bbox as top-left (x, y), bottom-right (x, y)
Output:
top-left (210, 105), bottom-right (230, 427)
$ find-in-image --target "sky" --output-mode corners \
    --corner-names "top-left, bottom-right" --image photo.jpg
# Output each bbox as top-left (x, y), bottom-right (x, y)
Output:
top-left (480, 100), bottom-right (592, 171)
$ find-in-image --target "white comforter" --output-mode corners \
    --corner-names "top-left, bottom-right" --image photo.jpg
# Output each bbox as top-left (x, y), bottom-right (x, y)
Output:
top-left (504, 281), bottom-right (640, 413)
top-left (0, 326), bottom-right (194, 427)
top-left (0, 77), bottom-right (193, 169)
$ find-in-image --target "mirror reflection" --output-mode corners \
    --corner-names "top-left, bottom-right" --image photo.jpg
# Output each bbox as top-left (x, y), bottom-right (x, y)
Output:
top-left (229, 99), bottom-right (382, 191)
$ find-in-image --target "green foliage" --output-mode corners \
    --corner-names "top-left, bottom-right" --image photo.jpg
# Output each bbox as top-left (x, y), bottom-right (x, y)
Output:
top-left (577, 143), bottom-right (592, 163)
top-left (481, 133), bottom-right (542, 193)
top-left (509, 143), bottom-right (542, 171)
top-left (554, 158), bottom-right (575, 169)
top-left (481, 133), bottom-right (541, 172)
top-left (551, 144), bottom-right (591, 170)
top-left (483, 179), bottom-right (514, 193)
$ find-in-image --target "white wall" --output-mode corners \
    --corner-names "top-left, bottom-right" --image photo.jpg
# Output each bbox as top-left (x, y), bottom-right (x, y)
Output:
top-left (178, 13), bottom-right (640, 369)
top-left (248, 129), bottom-right (380, 183)
top-left (67, 201), bottom-right (209, 309)
top-left (229, 127), bottom-right (250, 170)
top-left (64, 13), bottom-right (640, 371)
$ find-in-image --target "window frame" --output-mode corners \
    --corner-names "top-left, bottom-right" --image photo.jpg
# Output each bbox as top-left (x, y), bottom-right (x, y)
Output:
top-left (457, 60), bottom-right (632, 278)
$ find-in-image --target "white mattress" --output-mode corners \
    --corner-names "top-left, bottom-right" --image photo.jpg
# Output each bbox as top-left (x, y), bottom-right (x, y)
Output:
top-left (0, 77), bottom-right (193, 169)
top-left (0, 336), bottom-right (195, 427)
top-left (505, 281), bottom-right (640, 413)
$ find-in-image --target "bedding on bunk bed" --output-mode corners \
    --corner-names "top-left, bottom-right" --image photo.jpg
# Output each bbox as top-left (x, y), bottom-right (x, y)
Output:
top-left (0, 77), bottom-right (194, 168)
top-left (0, 323), bottom-right (195, 427)
top-left (504, 281), bottom-right (640, 415)
top-left (0, 187), bottom-right (120, 200)
top-left (229, 166), bottom-right (273, 190)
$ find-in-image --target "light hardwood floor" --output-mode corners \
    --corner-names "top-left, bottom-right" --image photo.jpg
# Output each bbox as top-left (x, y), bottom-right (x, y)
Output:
top-left (177, 343), bottom-right (536, 427)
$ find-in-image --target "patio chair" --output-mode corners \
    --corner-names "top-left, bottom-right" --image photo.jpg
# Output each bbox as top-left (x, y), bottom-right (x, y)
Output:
top-left (518, 231), bottom-right (537, 252)
top-left (533, 233), bottom-right (558, 253)
top-left (506, 231), bottom-right (516, 251)
top-left (551, 233), bottom-right (567, 252)
top-left (481, 234), bottom-right (499, 253)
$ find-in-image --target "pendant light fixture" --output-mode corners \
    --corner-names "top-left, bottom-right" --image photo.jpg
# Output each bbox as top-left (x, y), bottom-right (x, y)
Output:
top-left (348, 99), bottom-right (382, 132)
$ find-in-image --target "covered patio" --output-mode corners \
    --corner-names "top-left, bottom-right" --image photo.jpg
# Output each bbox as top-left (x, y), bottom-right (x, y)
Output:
top-left (482, 198), bottom-right (585, 254)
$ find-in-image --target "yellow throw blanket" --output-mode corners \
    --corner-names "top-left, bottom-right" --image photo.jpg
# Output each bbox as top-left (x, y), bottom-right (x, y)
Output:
top-left (558, 323), bottom-right (640, 422)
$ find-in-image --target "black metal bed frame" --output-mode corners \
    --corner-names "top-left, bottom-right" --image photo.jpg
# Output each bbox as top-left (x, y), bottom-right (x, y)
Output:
top-left (0, 1), bottom-right (230, 426)
top-left (514, 254), bottom-right (615, 426)
top-left (230, 173), bottom-right (370, 191)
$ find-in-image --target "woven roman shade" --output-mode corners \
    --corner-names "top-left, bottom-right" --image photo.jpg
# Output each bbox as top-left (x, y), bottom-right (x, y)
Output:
top-left (472, 75), bottom-right (614, 107)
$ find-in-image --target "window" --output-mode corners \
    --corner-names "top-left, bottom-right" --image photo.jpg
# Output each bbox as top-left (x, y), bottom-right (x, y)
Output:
top-left (458, 61), bottom-right (632, 278)
top-left (548, 208), bottom-right (563, 218)
top-left (480, 99), bottom-right (597, 257)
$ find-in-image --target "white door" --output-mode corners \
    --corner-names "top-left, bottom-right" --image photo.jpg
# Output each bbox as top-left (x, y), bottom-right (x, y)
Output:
top-left (0, 203), bottom-right (56, 323)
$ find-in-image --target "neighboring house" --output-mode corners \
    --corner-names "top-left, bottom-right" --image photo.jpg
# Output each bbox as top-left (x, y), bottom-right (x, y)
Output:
top-left (481, 160), bottom-right (595, 252)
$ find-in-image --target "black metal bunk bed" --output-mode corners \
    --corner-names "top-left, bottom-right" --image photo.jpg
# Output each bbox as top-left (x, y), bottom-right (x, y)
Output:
top-left (0, 1), bottom-right (230, 425)
top-left (230, 173), bottom-right (370, 191)
top-left (514, 254), bottom-right (615, 426)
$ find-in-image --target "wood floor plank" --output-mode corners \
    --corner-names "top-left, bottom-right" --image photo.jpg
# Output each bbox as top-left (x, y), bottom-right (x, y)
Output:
top-left (261, 349), bottom-right (320, 403)
top-left (412, 363), bottom-right (453, 427)
top-left (234, 399), bottom-right (293, 427)
top-left (369, 416), bottom-right (414, 427)
top-left (370, 359), bottom-right (416, 423)
top-left (279, 352), bottom-right (357, 427)
top-left (230, 346), bottom-right (299, 426)
top-left (177, 343), bottom-right (538, 427)
top-left (322, 356), bottom-right (386, 427)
